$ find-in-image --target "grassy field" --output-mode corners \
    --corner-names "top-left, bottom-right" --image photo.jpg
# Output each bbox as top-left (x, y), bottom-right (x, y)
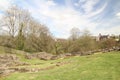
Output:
top-left (0, 51), bottom-right (120, 80)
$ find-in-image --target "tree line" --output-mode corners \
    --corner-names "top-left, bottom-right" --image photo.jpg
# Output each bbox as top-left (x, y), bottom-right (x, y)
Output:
top-left (0, 6), bottom-right (119, 55)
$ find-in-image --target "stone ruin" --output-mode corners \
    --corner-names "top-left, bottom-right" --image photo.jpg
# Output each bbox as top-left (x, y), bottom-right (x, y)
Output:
top-left (0, 47), bottom-right (120, 77)
top-left (0, 54), bottom-right (19, 67)
top-left (0, 54), bottom-right (29, 76)
top-left (25, 52), bottom-right (55, 60)
top-left (25, 52), bottom-right (74, 60)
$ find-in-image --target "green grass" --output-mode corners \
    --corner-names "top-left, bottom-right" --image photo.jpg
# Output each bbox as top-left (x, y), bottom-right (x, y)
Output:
top-left (0, 51), bottom-right (120, 80)
top-left (0, 46), bottom-right (5, 54)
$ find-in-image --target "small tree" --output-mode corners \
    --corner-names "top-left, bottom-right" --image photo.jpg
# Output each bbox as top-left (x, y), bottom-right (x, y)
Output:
top-left (98, 38), bottom-right (116, 49)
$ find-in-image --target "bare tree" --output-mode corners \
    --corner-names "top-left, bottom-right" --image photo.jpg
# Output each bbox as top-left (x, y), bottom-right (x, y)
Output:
top-left (70, 27), bottom-right (81, 41)
top-left (24, 19), bottom-right (54, 52)
top-left (0, 5), bottom-right (31, 49)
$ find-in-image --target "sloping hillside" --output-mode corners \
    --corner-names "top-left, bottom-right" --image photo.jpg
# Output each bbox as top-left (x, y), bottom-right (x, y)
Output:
top-left (0, 48), bottom-right (120, 80)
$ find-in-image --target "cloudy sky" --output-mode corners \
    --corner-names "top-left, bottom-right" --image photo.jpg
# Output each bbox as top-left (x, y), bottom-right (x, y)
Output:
top-left (0, 0), bottom-right (120, 38)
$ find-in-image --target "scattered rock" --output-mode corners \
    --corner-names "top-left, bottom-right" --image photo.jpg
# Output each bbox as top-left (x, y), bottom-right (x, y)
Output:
top-left (51, 55), bottom-right (58, 60)
top-left (25, 52), bottom-right (54, 60)
top-left (36, 52), bottom-right (53, 60)
top-left (0, 54), bottom-right (19, 61)
top-left (0, 54), bottom-right (19, 67)
top-left (56, 61), bottom-right (71, 66)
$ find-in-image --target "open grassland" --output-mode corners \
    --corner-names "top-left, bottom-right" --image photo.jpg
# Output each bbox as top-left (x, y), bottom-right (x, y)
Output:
top-left (0, 49), bottom-right (120, 80)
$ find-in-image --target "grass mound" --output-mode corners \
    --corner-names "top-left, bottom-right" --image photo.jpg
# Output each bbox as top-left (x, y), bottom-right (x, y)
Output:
top-left (0, 51), bottom-right (120, 80)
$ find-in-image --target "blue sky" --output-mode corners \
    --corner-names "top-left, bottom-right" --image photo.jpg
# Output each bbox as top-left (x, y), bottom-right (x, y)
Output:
top-left (0, 0), bottom-right (120, 38)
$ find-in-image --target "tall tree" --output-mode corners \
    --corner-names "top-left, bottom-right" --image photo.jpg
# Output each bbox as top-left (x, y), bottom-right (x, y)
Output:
top-left (1, 5), bottom-right (31, 49)
top-left (24, 19), bottom-right (54, 52)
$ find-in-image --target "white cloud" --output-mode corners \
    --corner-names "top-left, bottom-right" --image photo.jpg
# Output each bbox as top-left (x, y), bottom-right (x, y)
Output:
top-left (0, 0), bottom-right (13, 11)
top-left (86, 2), bottom-right (107, 18)
top-left (0, 0), bottom-right (14, 25)
top-left (116, 12), bottom-right (120, 18)
top-left (79, 0), bottom-right (86, 3)
top-left (74, 3), bottom-right (79, 7)
top-left (2, 0), bottom-right (118, 38)
top-left (16, 0), bottom-right (102, 38)
top-left (96, 26), bottom-right (120, 35)
top-left (46, 0), bottom-right (56, 6)
top-left (0, 13), bottom-right (2, 18)
top-left (0, 0), bottom-right (14, 24)
top-left (74, 0), bottom-right (102, 14)
top-left (82, 0), bottom-right (99, 13)
top-left (74, 0), bottom-right (107, 18)
top-left (40, 7), bottom-right (98, 38)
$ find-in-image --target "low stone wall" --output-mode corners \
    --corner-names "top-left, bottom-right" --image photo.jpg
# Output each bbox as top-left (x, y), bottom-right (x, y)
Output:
top-left (25, 52), bottom-right (54, 60)
top-left (25, 47), bottom-right (120, 61)
top-left (0, 54), bottom-right (30, 76)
